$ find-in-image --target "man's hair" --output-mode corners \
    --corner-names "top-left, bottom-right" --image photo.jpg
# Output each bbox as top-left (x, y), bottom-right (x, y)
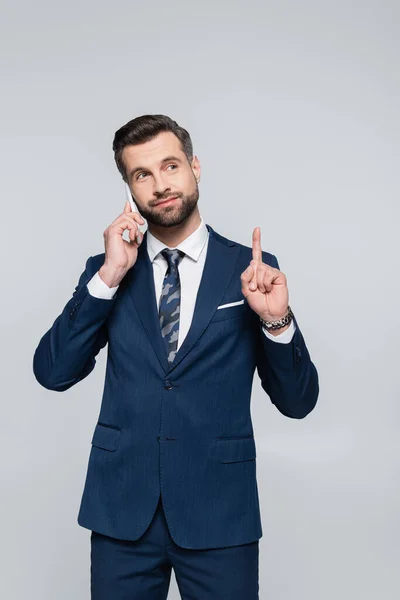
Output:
top-left (112, 114), bottom-right (194, 183)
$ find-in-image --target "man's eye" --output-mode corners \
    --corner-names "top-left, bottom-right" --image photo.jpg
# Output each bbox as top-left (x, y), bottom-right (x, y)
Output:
top-left (167, 164), bottom-right (177, 170)
top-left (136, 172), bottom-right (147, 180)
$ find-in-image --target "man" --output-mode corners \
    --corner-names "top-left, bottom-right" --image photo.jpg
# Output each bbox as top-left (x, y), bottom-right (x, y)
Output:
top-left (33, 114), bottom-right (319, 599)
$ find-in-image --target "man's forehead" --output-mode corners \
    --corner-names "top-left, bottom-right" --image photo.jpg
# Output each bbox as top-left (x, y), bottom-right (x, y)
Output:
top-left (123, 131), bottom-right (182, 164)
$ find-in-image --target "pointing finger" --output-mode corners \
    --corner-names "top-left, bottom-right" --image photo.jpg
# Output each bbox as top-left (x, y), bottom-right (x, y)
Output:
top-left (252, 227), bottom-right (262, 263)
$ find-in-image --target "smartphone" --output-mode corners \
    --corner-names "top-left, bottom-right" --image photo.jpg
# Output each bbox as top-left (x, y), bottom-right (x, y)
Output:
top-left (124, 182), bottom-right (147, 242)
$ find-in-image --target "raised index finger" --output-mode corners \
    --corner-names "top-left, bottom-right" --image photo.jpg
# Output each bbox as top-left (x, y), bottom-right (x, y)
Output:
top-left (252, 227), bottom-right (262, 263)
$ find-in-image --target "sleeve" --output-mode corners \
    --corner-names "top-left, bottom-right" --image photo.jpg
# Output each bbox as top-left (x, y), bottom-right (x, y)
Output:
top-left (255, 253), bottom-right (319, 418)
top-left (33, 256), bottom-right (116, 391)
top-left (87, 270), bottom-right (119, 299)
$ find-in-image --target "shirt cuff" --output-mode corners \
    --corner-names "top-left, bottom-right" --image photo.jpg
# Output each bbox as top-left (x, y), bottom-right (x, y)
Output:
top-left (86, 271), bottom-right (119, 300)
top-left (261, 319), bottom-right (296, 344)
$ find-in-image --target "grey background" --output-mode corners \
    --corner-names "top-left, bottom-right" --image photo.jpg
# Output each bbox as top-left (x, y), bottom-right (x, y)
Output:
top-left (1, 0), bottom-right (398, 598)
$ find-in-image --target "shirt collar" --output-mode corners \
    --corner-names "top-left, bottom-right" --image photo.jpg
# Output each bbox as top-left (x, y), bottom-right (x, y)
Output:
top-left (146, 217), bottom-right (208, 263)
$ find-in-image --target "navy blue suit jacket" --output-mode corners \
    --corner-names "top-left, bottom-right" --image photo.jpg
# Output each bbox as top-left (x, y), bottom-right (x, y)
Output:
top-left (33, 223), bottom-right (319, 549)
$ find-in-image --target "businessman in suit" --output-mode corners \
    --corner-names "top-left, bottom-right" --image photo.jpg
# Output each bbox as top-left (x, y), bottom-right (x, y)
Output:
top-left (33, 114), bottom-right (319, 599)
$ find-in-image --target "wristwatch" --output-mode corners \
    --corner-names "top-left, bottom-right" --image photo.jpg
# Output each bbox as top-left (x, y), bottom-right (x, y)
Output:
top-left (259, 306), bottom-right (294, 330)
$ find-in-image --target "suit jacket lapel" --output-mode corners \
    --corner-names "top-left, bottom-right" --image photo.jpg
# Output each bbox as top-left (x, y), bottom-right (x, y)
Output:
top-left (169, 225), bottom-right (240, 372)
top-left (123, 232), bottom-right (168, 372)
top-left (125, 223), bottom-right (241, 374)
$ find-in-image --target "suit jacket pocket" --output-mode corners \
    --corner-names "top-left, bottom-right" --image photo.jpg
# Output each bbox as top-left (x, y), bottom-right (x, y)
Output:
top-left (91, 422), bottom-right (121, 452)
top-left (216, 436), bottom-right (256, 463)
top-left (210, 301), bottom-right (249, 323)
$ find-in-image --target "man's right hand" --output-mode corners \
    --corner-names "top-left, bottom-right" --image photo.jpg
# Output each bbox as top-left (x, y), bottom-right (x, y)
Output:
top-left (99, 201), bottom-right (146, 288)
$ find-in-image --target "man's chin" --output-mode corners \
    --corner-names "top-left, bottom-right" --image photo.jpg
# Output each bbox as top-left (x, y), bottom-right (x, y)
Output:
top-left (143, 192), bottom-right (199, 228)
top-left (151, 215), bottom-right (188, 228)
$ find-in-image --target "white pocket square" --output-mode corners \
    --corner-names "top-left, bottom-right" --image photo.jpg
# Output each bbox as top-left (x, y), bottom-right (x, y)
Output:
top-left (217, 299), bottom-right (245, 310)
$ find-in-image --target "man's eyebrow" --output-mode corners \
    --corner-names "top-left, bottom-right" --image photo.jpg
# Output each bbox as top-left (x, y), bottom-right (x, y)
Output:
top-left (129, 156), bottom-right (183, 180)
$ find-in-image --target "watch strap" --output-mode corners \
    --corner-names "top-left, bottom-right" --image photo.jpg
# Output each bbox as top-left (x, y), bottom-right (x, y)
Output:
top-left (259, 305), bottom-right (294, 330)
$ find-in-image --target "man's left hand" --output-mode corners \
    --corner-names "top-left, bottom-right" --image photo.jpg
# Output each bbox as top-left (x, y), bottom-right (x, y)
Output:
top-left (241, 227), bottom-right (289, 322)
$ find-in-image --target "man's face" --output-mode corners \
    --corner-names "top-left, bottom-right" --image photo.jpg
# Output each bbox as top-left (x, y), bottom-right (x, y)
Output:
top-left (122, 131), bottom-right (201, 228)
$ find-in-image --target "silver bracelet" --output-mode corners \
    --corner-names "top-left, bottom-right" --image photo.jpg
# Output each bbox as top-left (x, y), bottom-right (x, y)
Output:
top-left (259, 306), bottom-right (294, 330)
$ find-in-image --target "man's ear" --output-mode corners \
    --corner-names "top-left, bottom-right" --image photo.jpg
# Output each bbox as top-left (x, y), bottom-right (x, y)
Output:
top-left (191, 155), bottom-right (201, 182)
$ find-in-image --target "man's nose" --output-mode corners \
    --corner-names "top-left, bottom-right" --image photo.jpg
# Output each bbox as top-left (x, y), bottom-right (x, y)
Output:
top-left (153, 172), bottom-right (170, 195)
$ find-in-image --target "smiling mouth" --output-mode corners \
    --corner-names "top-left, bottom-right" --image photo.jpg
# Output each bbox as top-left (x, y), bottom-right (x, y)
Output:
top-left (154, 196), bottom-right (179, 206)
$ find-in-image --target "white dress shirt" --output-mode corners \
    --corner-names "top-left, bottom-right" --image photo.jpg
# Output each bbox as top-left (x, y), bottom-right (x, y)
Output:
top-left (86, 218), bottom-right (296, 347)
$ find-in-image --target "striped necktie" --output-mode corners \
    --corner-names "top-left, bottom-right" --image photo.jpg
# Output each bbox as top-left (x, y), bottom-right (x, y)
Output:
top-left (159, 248), bottom-right (185, 363)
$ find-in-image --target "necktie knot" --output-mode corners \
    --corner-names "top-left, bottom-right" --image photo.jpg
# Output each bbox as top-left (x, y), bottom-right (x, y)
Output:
top-left (161, 248), bottom-right (185, 271)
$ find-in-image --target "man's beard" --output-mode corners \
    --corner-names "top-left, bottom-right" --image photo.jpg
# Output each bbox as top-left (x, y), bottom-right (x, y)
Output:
top-left (136, 184), bottom-right (199, 228)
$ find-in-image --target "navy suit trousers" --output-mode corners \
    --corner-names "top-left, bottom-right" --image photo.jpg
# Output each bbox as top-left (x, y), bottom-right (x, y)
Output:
top-left (90, 495), bottom-right (259, 599)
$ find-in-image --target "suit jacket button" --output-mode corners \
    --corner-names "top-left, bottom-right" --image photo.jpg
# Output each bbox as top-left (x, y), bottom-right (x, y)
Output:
top-left (164, 380), bottom-right (173, 390)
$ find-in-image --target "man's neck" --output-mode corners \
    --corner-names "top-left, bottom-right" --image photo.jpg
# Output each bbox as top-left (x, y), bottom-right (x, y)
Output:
top-left (147, 209), bottom-right (202, 248)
